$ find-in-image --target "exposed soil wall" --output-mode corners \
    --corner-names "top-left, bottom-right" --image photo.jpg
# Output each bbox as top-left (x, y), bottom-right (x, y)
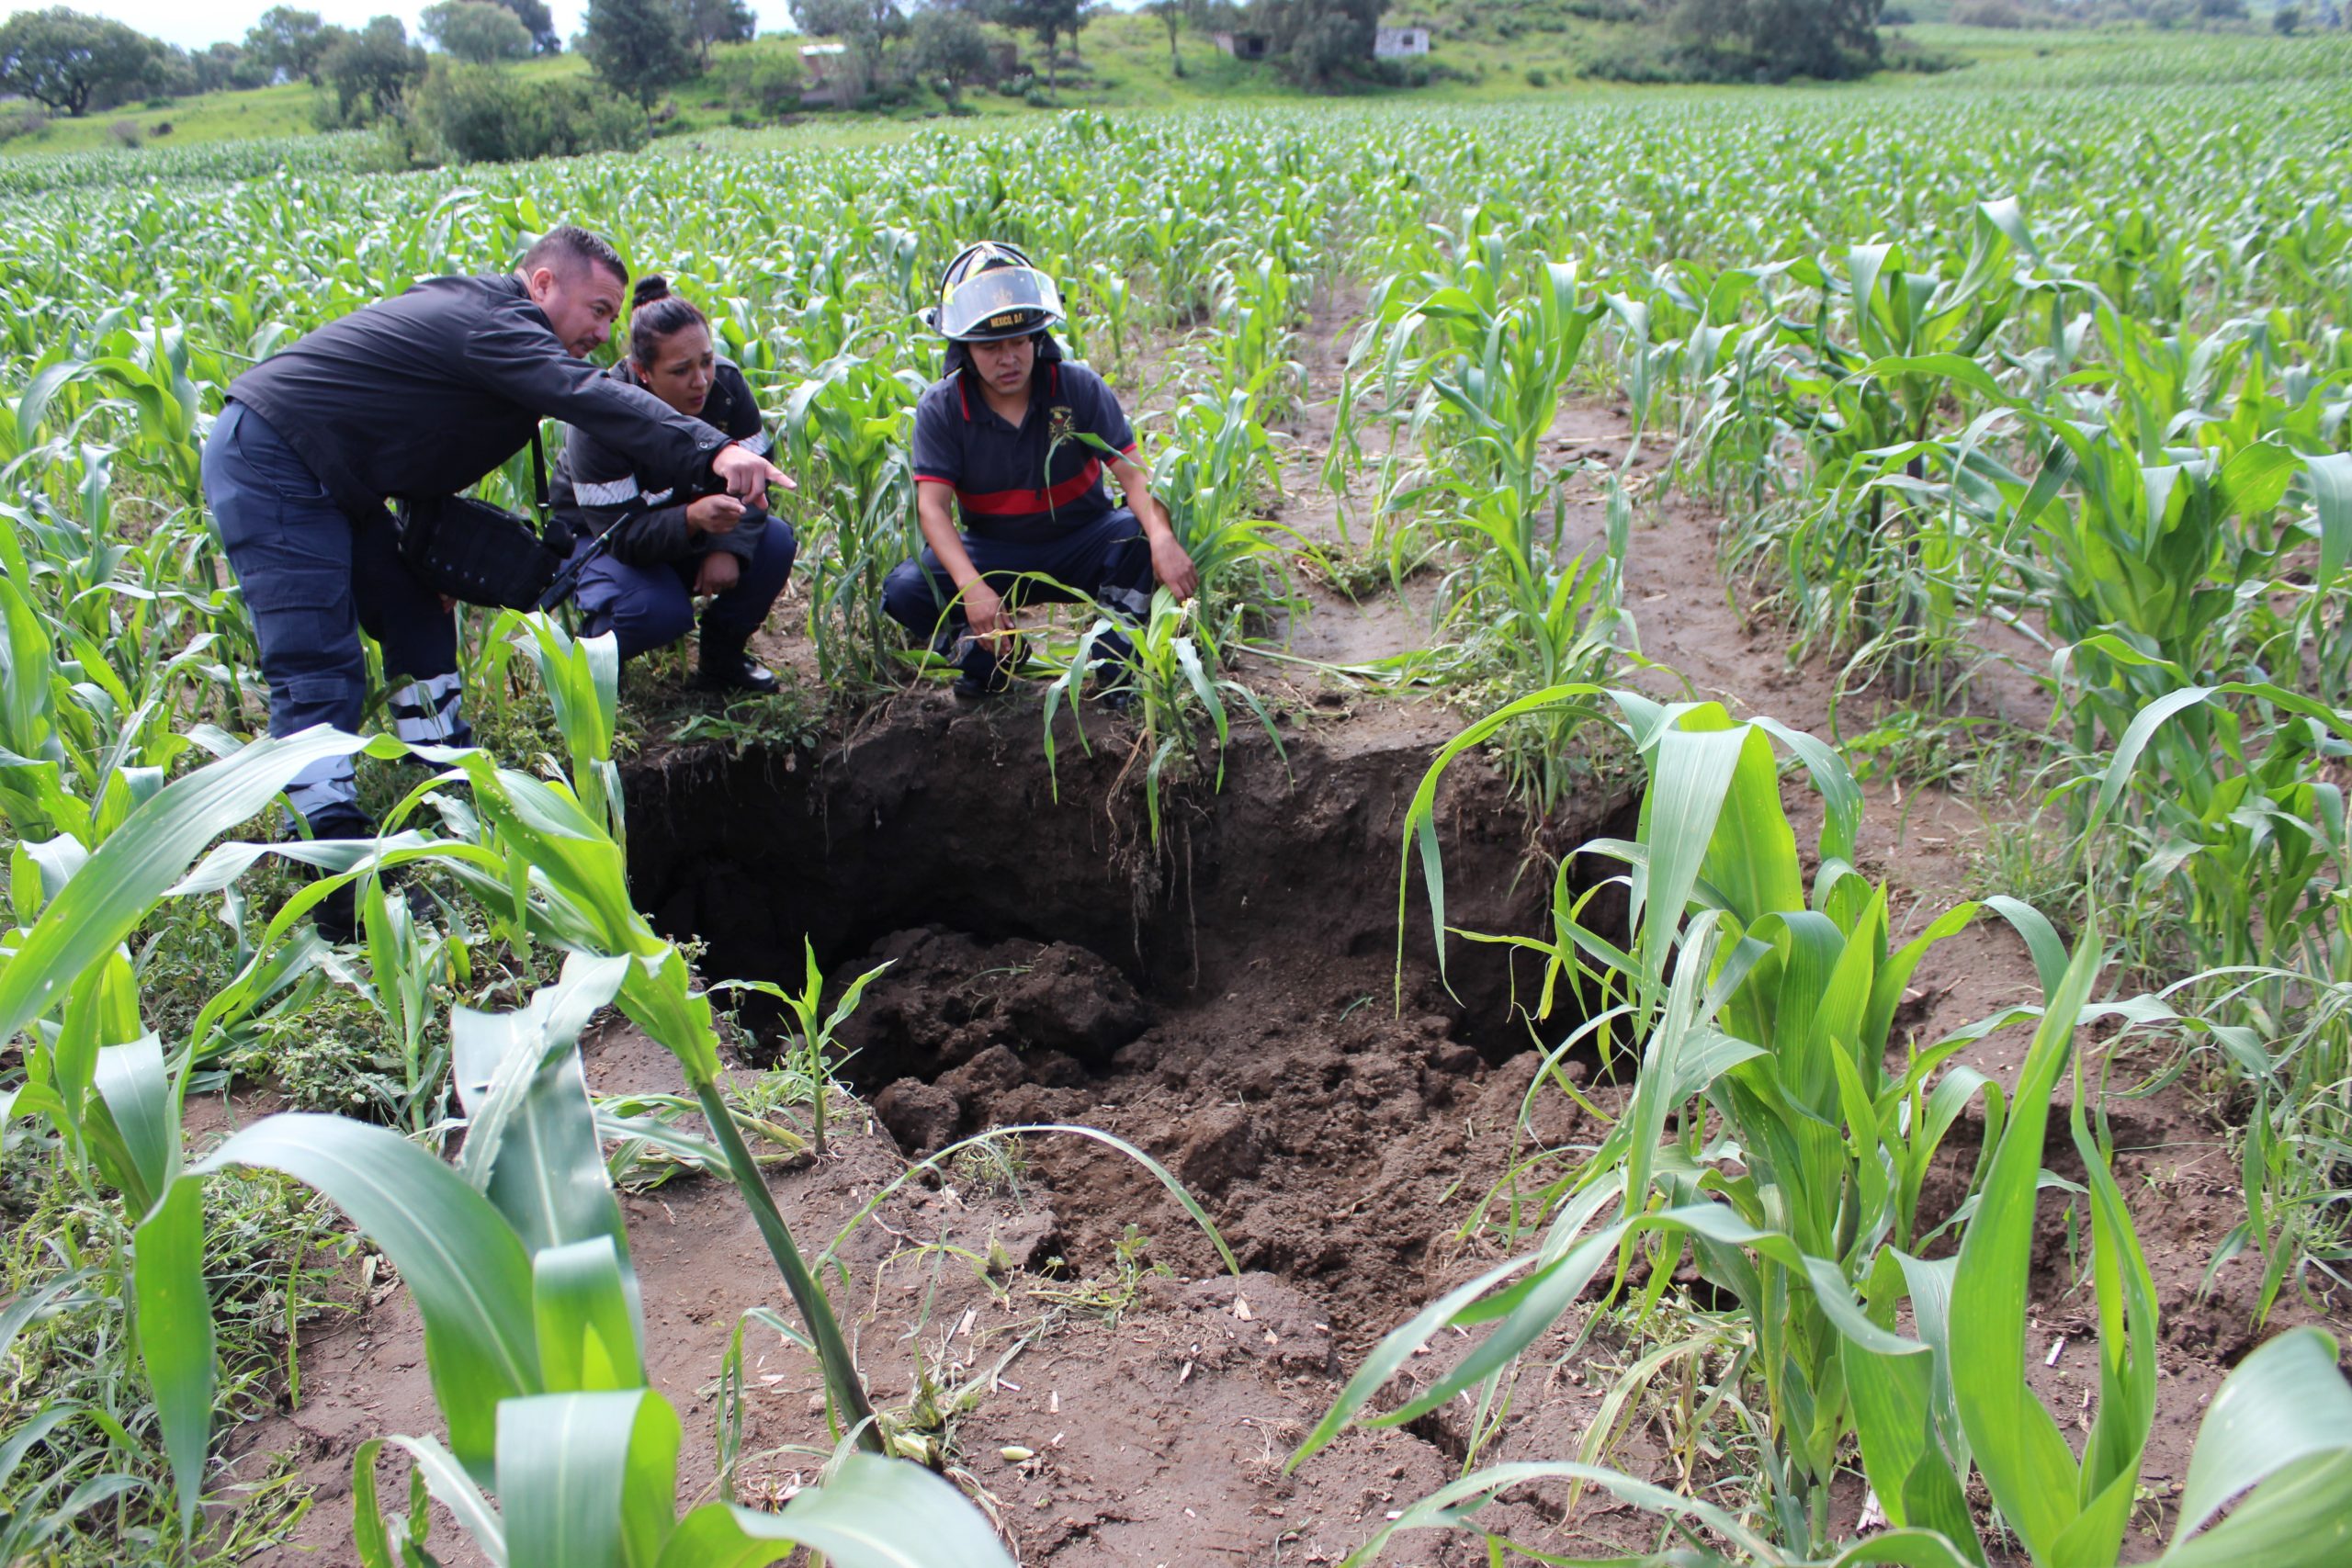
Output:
top-left (624, 691), bottom-right (1610, 1065)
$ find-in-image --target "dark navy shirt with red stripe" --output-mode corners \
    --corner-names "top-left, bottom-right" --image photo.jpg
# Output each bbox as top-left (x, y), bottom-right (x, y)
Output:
top-left (911, 357), bottom-right (1136, 545)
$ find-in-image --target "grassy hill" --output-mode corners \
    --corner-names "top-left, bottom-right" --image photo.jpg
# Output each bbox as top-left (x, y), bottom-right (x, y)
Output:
top-left (1, 12), bottom-right (2339, 161)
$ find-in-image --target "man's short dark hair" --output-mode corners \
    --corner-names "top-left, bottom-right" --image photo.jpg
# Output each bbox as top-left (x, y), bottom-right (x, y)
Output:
top-left (518, 226), bottom-right (628, 287)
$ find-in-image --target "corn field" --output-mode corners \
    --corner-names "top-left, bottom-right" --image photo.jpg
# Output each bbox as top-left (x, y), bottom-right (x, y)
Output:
top-left (5, 38), bottom-right (2352, 1568)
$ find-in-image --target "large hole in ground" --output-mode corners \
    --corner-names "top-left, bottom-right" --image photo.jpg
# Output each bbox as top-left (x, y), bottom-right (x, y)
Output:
top-left (624, 697), bottom-right (1630, 1344)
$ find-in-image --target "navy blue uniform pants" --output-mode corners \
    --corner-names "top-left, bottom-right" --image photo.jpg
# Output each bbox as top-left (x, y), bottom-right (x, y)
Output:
top-left (570, 517), bottom-right (797, 664)
top-left (881, 508), bottom-right (1153, 687)
top-left (202, 400), bottom-right (466, 830)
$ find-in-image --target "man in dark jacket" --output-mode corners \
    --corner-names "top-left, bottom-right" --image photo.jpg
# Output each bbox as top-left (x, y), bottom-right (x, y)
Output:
top-left (200, 225), bottom-right (783, 874)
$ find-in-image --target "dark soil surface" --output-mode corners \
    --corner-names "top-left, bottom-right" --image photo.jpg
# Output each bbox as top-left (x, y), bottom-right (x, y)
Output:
top-left (223, 297), bottom-right (2351, 1566)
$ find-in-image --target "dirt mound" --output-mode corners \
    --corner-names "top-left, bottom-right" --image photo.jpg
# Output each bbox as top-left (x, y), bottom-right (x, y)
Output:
top-left (853, 927), bottom-right (1153, 1083)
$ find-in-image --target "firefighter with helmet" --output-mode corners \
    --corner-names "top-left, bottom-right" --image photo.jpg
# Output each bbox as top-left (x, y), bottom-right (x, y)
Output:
top-left (881, 242), bottom-right (1198, 700)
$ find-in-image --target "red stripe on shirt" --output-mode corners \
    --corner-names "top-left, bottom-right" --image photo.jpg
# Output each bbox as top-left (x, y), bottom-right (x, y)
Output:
top-left (956, 457), bottom-right (1102, 516)
top-left (913, 472), bottom-right (957, 487)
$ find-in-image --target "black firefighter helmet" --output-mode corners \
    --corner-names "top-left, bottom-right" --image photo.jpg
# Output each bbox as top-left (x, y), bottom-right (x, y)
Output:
top-left (922, 241), bottom-right (1065, 344)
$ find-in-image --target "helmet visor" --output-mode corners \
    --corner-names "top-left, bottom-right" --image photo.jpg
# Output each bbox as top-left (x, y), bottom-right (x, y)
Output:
top-left (939, 265), bottom-right (1063, 340)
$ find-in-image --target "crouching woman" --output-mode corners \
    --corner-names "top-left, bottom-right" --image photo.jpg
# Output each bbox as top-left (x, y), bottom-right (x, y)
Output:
top-left (552, 276), bottom-right (796, 692)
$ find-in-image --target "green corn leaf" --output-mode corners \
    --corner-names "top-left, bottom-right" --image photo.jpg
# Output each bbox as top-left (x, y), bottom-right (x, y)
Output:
top-left (0, 727), bottom-right (383, 1044)
top-left (1637, 715), bottom-right (1750, 989)
top-left (1982, 896), bottom-right (2068, 1001)
top-left (131, 1179), bottom-right (211, 1532)
top-left (2170, 1327), bottom-right (2352, 1550)
top-left (1702, 721), bottom-right (1808, 936)
top-left (142, 1113), bottom-right (542, 1498)
top-left (1950, 928), bottom-right (2103, 1561)
top-left (1339, 1459), bottom-right (1780, 1567)
top-left (451, 953), bottom-right (636, 1273)
top-left (1753, 714), bottom-right (1863, 867)
top-left (1856, 352), bottom-right (2021, 410)
top-left (87, 1035), bottom-right (175, 1215)
top-left (1834, 1250), bottom-right (1966, 1561)
top-left (655, 1452), bottom-right (1016, 1568)
top-left (2216, 439), bottom-right (2299, 521)
top-left (352, 1432), bottom-right (506, 1568)
top-left (498, 1389), bottom-right (680, 1568)
top-left (534, 1237), bottom-right (643, 1394)
top-left (2160, 1451), bottom-right (2352, 1568)
top-left (1289, 1247), bottom-right (1545, 1469)
top-left (1864, 902), bottom-right (1980, 1067)
top-left (1372, 1198), bottom-right (1923, 1436)
top-left (2049, 1085), bottom-right (2162, 1567)
top-left (1393, 682), bottom-right (1611, 989)
top-left (2309, 451), bottom-right (2352, 592)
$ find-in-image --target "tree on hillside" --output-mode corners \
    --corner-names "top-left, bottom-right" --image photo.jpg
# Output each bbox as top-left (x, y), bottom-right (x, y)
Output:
top-left (1255, 0), bottom-right (1377, 89)
top-left (676, 0), bottom-right (757, 65)
top-left (1148, 0), bottom-right (1204, 76)
top-left (910, 3), bottom-right (989, 106)
top-left (424, 0), bottom-right (535, 63)
top-left (0, 6), bottom-right (164, 116)
top-left (491, 0), bottom-right (564, 53)
top-left (187, 41), bottom-right (272, 92)
top-left (245, 6), bottom-right (333, 85)
top-left (791, 0), bottom-right (910, 101)
top-left (582, 0), bottom-right (697, 108)
top-left (985, 0), bottom-right (1092, 95)
top-left (319, 15), bottom-right (425, 125)
top-left (1656, 0), bottom-right (1883, 81)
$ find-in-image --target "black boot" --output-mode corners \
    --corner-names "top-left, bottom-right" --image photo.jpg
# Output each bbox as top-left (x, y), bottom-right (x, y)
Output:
top-left (696, 639), bottom-right (779, 694)
top-left (300, 807), bottom-right (372, 945)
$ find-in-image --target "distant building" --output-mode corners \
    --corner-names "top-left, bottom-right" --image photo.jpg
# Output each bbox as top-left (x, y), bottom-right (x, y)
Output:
top-left (1374, 27), bottom-right (1430, 57)
top-left (799, 42), bottom-right (852, 108)
top-left (1213, 31), bottom-right (1272, 60)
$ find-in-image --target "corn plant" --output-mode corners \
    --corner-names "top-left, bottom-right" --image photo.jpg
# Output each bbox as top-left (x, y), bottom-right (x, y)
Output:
top-left (0, 524), bottom-right (229, 848)
top-left (781, 353), bottom-right (926, 689)
top-left (715, 937), bottom-right (892, 1157)
top-left (0, 715), bottom-right (890, 1523)
top-left (1309, 687), bottom-right (2352, 1564)
top-left (123, 956), bottom-right (1011, 1565)
top-left (1144, 386), bottom-right (1304, 639)
top-left (1388, 693), bottom-right (2022, 1541)
top-left (402, 721), bottom-right (886, 1458)
top-left (1039, 590), bottom-right (1286, 846)
top-left (2019, 429), bottom-right (2313, 752)
top-left (2082, 681), bottom-right (2352, 1317)
top-left (514, 614), bottom-right (623, 843)
top-left (1325, 950), bottom-right (2352, 1568)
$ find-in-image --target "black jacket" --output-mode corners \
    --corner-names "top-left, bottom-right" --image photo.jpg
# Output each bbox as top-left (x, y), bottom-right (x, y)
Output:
top-left (550, 359), bottom-right (768, 566)
top-left (227, 273), bottom-right (729, 520)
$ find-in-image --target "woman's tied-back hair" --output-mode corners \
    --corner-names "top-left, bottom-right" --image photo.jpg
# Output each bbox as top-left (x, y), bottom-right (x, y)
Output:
top-left (628, 274), bottom-right (708, 369)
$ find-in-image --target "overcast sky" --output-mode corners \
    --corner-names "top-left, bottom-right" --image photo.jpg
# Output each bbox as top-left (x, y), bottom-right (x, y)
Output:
top-left (0, 0), bottom-right (798, 51)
